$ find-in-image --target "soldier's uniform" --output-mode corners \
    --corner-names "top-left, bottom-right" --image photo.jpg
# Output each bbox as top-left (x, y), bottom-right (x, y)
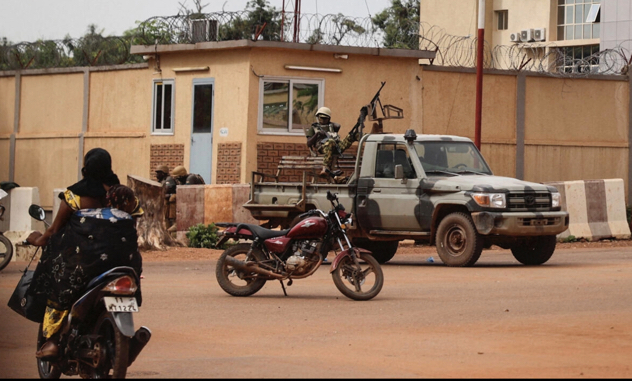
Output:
top-left (166, 166), bottom-right (205, 231)
top-left (306, 107), bottom-right (359, 176)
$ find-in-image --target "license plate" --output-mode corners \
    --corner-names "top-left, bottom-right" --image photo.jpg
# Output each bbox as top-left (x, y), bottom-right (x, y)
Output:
top-left (531, 219), bottom-right (546, 226)
top-left (103, 297), bottom-right (139, 313)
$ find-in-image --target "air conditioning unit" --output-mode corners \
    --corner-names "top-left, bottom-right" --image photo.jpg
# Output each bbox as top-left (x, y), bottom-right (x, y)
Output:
top-left (189, 19), bottom-right (219, 43)
top-left (534, 28), bottom-right (546, 42)
top-left (520, 29), bottom-right (535, 42)
top-left (510, 32), bottom-right (521, 43)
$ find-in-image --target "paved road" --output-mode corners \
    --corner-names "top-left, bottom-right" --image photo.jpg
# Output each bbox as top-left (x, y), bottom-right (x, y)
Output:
top-left (1, 246), bottom-right (631, 379)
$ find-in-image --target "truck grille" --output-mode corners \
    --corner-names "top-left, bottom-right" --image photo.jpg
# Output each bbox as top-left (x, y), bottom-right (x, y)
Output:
top-left (507, 192), bottom-right (551, 211)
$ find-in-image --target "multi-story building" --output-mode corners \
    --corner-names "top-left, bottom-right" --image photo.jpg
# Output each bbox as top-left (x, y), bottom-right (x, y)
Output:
top-left (420, 0), bottom-right (631, 74)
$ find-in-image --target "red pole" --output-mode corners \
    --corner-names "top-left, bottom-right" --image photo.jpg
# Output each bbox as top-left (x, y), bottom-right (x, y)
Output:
top-left (281, 0), bottom-right (285, 41)
top-left (475, 0), bottom-right (485, 150)
top-left (293, 0), bottom-right (301, 42)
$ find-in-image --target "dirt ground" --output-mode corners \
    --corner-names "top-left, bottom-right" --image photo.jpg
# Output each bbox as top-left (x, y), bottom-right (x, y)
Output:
top-left (2, 238), bottom-right (631, 379)
top-left (141, 238), bottom-right (632, 261)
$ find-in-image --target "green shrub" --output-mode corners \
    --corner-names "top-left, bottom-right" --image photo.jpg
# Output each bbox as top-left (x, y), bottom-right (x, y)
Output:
top-left (559, 235), bottom-right (577, 243)
top-left (186, 223), bottom-right (221, 249)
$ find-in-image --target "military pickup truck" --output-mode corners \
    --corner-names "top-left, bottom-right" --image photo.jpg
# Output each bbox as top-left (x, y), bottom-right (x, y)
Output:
top-left (243, 130), bottom-right (569, 267)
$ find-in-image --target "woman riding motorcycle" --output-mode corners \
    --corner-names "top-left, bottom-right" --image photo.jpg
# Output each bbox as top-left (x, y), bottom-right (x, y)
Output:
top-left (26, 148), bottom-right (143, 359)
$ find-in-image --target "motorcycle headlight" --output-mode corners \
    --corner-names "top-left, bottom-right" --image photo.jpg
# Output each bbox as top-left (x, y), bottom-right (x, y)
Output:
top-left (551, 192), bottom-right (561, 209)
top-left (472, 193), bottom-right (506, 209)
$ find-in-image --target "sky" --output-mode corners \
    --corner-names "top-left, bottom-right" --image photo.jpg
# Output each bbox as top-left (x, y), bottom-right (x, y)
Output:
top-left (0, 0), bottom-right (393, 43)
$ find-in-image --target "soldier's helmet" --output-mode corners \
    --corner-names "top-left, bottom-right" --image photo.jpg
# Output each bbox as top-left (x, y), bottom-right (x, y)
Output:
top-left (315, 107), bottom-right (331, 118)
top-left (171, 165), bottom-right (188, 177)
top-left (155, 165), bottom-right (169, 174)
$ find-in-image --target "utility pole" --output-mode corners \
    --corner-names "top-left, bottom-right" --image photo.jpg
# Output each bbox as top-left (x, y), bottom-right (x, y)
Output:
top-left (475, 0), bottom-right (485, 150)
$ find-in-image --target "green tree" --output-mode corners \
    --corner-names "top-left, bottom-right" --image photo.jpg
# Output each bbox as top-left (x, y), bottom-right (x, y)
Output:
top-left (66, 25), bottom-right (129, 66)
top-left (372, 0), bottom-right (420, 49)
top-left (307, 14), bottom-right (366, 45)
top-left (178, 0), bottom-right (209, 19)
top-left (220, 0), bottom-right (281, 41)
top-left (331, 14), bottom-right (366, 45)
top-left (125, 19), bottom-right (175, 46)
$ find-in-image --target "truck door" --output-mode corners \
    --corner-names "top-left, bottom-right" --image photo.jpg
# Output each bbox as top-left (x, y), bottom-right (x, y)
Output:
top-left (356, 143), bottom-right (423, 231)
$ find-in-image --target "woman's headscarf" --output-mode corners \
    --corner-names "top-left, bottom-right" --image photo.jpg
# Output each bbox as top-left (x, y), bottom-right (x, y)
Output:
top-left (67, 148), bottom-right (120, 198)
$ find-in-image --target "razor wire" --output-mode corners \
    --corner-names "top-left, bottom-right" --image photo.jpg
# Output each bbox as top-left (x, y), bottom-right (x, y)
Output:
top-left (1, 11), bottom-right (631, 77)
top-left (0, 36), bottom-right (141, 71)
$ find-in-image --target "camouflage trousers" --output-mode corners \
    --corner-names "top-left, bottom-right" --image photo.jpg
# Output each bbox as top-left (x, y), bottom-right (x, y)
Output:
top-left (319, 131), bottom-right (358, 169)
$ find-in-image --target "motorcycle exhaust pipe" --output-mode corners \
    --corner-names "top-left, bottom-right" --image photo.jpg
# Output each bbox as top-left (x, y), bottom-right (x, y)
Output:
top-left (128, 326), bottom-right (152, 366)
top-left (225, 256), bottom-right (284, 279)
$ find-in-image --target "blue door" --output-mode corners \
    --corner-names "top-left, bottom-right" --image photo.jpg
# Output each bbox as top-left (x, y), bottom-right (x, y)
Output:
top-left (190, 78), bottom-right (215, 183)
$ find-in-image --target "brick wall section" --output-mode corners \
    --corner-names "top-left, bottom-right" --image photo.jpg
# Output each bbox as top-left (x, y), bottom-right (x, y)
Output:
top-left (149, 144), bottom-right (185, 180)
top-left (257, 142), bottom-right (358, 182)
top-left (216, 142), bottom-right (242, 184)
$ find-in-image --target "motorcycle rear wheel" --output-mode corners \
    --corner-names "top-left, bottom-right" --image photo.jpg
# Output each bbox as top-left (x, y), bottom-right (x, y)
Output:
top-left (332, 252), bottom-right (383, 301)
top-left (0, 234), bottom-right (13, 271)
top-left (36, 324), bottom-right (62, 379)
top-left (216, 244), bottom-right (267, 297)
top-left (91, 311), bottom-right (130, 379)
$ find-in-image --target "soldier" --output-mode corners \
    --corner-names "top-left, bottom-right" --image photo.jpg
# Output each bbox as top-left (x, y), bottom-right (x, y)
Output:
top-left (171, 166), bottom-right (205, 185)
top-left (305, 107), bottom-right (359, 177)
top-left (166, 166), bottom-right (205, 232)
top-left (155, 165), bottom-right (170, 183)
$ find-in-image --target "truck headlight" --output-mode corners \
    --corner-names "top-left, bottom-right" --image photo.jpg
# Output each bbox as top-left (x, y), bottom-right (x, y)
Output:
top-left (472, 193), bottom-right (506, 209)
top-left (551, 192), bottom-right (561, 209)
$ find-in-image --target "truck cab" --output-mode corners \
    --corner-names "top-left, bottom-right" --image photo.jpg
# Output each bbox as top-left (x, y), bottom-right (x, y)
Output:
top-left (352, 130), bottom-right (568, 266)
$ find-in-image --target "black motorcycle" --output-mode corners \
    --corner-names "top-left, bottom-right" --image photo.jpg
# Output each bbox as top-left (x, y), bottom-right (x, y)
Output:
top-left (27, 204), bottom-right (151, 379)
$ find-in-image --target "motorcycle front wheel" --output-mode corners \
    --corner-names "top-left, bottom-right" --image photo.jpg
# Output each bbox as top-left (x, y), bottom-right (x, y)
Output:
top-left (91, 311), bottom-right (130, 379)
top-left (332, 252), bottom-right (383, 301)
top-left (0, 234), bottom-right (14, 271)
top-left (36, 325), bottom-right (62, 379)
top-left (216, 243), bottom-right (267, 297)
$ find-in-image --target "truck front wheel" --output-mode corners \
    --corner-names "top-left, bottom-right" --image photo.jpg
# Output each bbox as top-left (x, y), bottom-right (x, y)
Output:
top-left (435, 212), bottom-right (483, 267)
top-left (510, 236), bottom-right (557, 265)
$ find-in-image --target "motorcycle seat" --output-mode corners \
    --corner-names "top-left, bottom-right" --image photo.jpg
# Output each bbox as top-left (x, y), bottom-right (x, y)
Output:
top-left (235, 224), bottom-right (290, 240)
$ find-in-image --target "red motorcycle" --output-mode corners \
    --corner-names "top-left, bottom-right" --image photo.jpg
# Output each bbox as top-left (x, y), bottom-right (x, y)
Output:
top-left (215, 191), bottom-right (384, 301)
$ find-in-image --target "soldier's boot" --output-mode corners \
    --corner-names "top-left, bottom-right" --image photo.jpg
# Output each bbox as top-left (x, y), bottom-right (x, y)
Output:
top-left (319, 167), bottom-right (343, 178)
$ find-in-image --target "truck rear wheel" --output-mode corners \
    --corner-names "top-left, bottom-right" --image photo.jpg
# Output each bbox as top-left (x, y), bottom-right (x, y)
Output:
top-left (511, 235), bottom-right (557, 265)
top-left (351, 239), bottom-right (399, 264)
top-left (435, 212), bottom-right (483, 267)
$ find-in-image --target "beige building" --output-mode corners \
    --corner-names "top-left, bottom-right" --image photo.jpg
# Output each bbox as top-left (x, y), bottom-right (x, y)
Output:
top-left (0, 41), bottom-right (433, 209)
top-left (421, 0), bottom-right (606, 72)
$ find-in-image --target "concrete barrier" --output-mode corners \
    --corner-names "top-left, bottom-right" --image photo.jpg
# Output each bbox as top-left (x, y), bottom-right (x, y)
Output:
top-left (0, 189), bottom-right (10, 233)
top-left (175, 184), bottom-right (259, 242)
top-left (3, 187), bottom-right (46, 262)
top-left (9, 187), bottom-right (45, 233)
top-left (547, 179), bottom-right (631, 241)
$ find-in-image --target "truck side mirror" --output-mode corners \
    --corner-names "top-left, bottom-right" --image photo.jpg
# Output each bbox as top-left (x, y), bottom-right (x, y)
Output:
top-left (394, 164), bottom-right (405, 181)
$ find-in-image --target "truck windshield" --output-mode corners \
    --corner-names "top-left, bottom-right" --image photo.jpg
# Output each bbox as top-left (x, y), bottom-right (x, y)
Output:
top-left (414, 141), bottom-right (492, 175)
